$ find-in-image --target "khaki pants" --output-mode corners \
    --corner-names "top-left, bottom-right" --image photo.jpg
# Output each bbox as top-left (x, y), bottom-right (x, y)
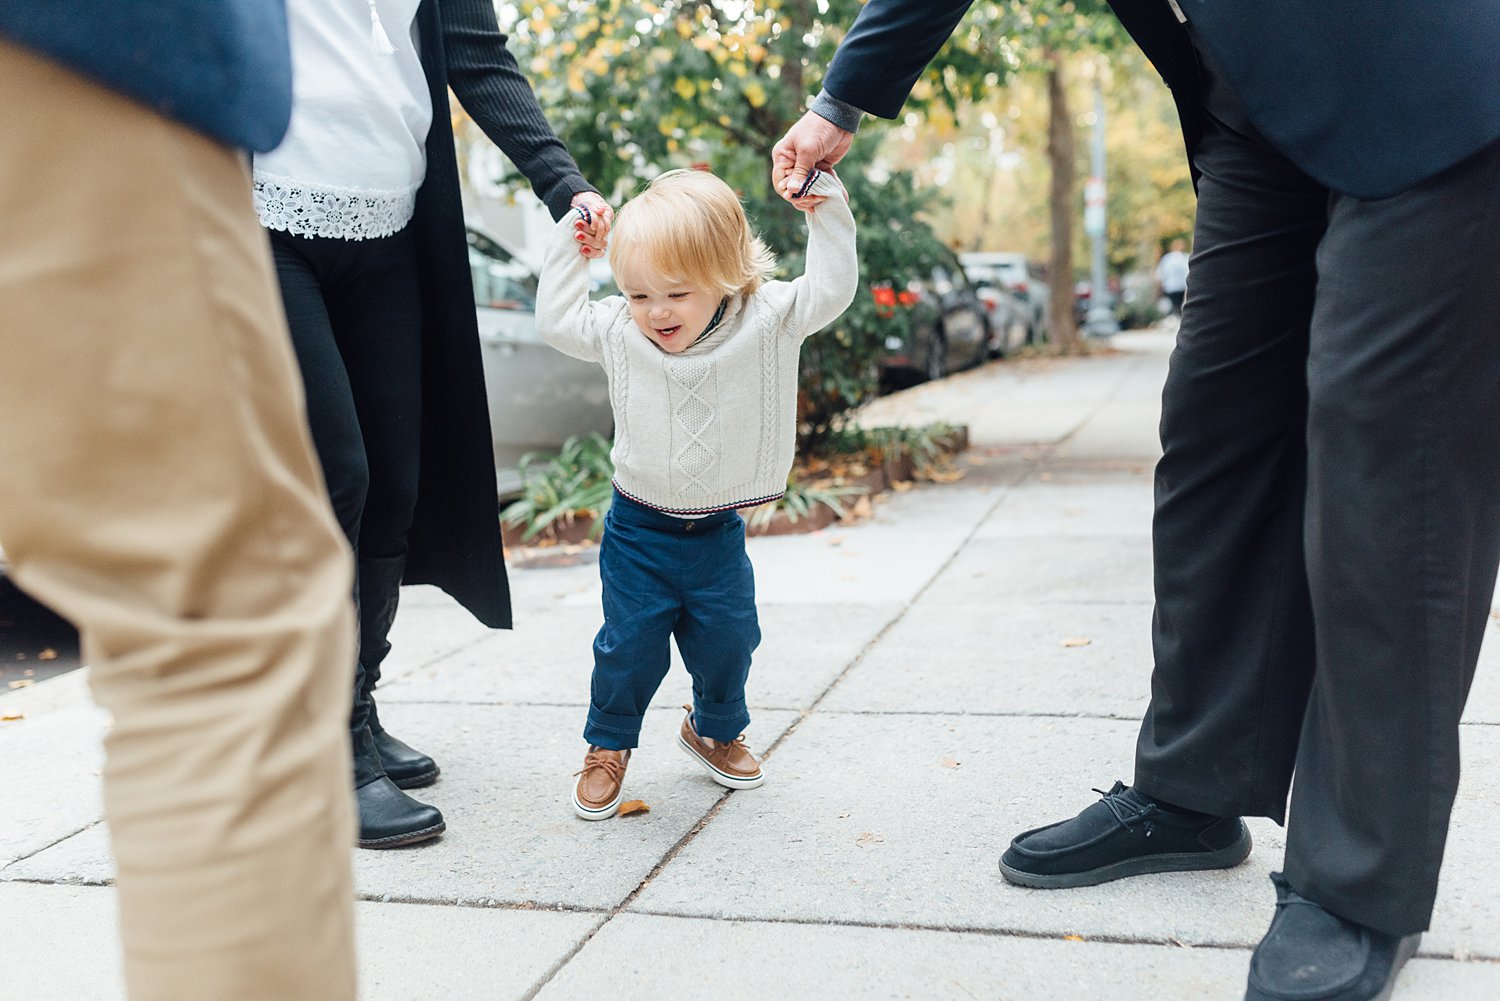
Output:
top-left (0, 42), bottom-right (357, 1001)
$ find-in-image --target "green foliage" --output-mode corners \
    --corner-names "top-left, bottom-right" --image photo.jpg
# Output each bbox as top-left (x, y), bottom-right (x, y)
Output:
top-left (500, 432), bottom-right (615, 540)
top-left (748, 476), bottom-right (868, 531)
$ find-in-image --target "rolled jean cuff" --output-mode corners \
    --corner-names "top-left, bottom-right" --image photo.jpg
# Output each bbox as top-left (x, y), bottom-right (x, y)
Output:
top-left (692, 697), bottom-right (750, 743)
top-left (584, 705), bottom-right (644, 751)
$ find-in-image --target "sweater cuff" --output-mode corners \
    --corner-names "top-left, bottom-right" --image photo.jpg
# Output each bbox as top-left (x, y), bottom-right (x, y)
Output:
top-left (810, 90), bottom-right (864, 134)
top-left (543, 175), bottom-right (599, 221)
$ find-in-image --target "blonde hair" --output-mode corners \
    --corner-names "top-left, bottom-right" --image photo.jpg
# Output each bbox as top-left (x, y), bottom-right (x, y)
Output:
top-left (609, 168), bottom-right (776, 297)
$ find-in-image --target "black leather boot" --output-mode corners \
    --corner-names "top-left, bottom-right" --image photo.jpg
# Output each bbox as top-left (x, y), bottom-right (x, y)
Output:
top-left (358, 554), bottom-right (440, 789)
top-left (351, 556), bottom-right (444, 848)
top-left (353, 723), bottom-right (445, 849)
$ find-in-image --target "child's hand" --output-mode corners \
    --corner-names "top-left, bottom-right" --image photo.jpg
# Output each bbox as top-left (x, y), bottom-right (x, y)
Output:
top-left (570, 191), bottom-right (614, 258)
top-left (788, 168), bottom-right (846, 214)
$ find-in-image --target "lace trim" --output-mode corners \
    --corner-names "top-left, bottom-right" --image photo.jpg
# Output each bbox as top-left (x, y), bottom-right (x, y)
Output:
top-left (253, 172), bottom-right (417, 241)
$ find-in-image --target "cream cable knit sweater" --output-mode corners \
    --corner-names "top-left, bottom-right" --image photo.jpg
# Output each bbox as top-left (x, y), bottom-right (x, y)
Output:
top-left (536, 173), bottom-right (857, 515)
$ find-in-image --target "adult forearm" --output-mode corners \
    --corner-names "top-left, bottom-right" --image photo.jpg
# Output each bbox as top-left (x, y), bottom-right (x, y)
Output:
top-left (440, 0), bottom-right (594, 218)
top-left (822, 0), bottom-right (974, 119)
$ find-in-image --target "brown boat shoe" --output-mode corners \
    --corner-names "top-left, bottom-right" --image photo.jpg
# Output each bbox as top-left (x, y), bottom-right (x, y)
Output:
top-left (678, 705), bottom-right (765, 789)
top-left (572, 746), bottom-right (630, 821)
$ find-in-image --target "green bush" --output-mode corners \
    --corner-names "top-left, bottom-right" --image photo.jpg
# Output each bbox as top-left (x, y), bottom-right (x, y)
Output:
top-left (500, 433), bottom-right (614, 541)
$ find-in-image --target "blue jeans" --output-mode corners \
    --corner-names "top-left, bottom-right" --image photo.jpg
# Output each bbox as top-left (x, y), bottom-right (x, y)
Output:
top-left (584, 490), bottom-right (760, 750)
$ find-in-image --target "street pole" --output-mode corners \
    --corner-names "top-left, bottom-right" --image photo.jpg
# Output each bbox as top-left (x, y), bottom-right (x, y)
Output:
top-left (1084, 72), bottom-right (1120, 337)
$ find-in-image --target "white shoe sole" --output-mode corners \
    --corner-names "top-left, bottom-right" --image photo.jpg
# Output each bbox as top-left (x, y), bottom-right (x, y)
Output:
top-left (677, 735), bottom-right (765, 789)
top-left (572, 783), bottom-right (621, 821)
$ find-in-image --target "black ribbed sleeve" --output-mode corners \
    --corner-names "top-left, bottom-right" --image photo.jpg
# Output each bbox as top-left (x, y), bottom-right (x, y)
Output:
top-left (440, 0), bottom-right (595, 219)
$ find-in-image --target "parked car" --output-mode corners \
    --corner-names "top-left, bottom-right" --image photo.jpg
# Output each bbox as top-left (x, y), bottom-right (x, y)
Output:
top-left (959, 251), bottom-right (1050, 344)
top-left (876, 248), bottom-right (989, 386)
top-left (973, 282), bottom-right (1030, 357)
top-left (467, 228), bottom-right (613, 495)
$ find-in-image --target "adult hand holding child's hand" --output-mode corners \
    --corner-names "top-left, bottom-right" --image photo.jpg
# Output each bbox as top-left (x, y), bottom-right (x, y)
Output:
top-left (772, 110), bottom-right (854, 211)
top-left (570, 191), bottom-right (614, 258)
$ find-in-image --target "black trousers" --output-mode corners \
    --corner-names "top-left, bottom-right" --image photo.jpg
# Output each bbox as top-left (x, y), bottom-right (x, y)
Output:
top-left (1133, 48), bottom-right (1500, 935)
top-left (268, 227), bottom-right (423, 561)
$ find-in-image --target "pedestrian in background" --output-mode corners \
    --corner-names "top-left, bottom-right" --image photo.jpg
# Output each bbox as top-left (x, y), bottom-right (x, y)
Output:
top-left (0, 3), bottom-right (358, 999)
top-left (1155, 237), bottom-right (1190, 317)
top-left (253, 0), bottom-right (611, 849)
top-left (772, 2), bottom-right (1500, 1000)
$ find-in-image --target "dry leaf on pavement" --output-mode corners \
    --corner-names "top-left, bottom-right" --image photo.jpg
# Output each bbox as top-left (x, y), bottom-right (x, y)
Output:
top-left (1059, 637), bottom-right (1092, 648)
top-left (617, 800), bottom-right (649, 817)
top-left (8, 679), bottom-right (35, 689)
top-left (2, 713), bottom-right (24, 722)
top-left (939, 757), bottom-right (961, 769)
top-left (38, 648), bottom-right (58, 661)
top-left (891, 480), bottom-right (914, 492)
top-left (855, 832), bottom-right (885, 848)
top-left (1064, 934), bottom-right (1085, 942)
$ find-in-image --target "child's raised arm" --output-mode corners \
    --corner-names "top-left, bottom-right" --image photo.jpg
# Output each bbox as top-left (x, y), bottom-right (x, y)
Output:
top-left (778, 171), bottom-right (859, 338)
top-left (535, 208), bottom-right (625, 363)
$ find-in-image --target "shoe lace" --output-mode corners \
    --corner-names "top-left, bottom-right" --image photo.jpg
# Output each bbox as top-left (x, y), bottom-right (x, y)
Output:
top-left (574, 750), bottom-right (626, 782)
top-left (1092, 782), bottom-right (1160, 838)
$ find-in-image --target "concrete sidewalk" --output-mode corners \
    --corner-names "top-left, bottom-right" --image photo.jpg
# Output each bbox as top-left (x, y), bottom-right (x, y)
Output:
top-left (3, 331), bottom-right (1497, 999)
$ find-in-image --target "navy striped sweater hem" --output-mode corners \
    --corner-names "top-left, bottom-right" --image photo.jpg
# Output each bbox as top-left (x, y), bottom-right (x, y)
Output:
top-left (612, 482), bottom-right (785, 517)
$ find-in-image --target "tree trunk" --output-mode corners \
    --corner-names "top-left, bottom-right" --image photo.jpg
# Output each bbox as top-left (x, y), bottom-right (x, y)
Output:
top-left (1046, 49), bottom-right (1080, 352)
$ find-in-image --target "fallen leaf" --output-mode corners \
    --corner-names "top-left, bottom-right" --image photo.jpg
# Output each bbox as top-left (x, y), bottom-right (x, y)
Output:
top-left (891, 480), bottom-right (914, 492)
top-left (924, 467), bottom-right (966, 484)
top-left (1059, 637), bottom-right (1092, 648)
top-left (855, 831), bottom-right (885, 848)
top-left (1063, 934), bottom-right (1085, 942)
top-left (38, 648), bottom-right (58, 661)
top-left (838, 810), bottom-right (851, 819)
top-left (1, 713), bottom-right (23, 722)
top-left (940, 757), bottom-right (962, 769)
top-left (850, 496), bottom-right (874, 520)
top-left (617, 800), bottom-right (650, 817)
top-left (827, 535), bottom-right (845, 546)
top-left (8, 679), bottom-right (34, 689)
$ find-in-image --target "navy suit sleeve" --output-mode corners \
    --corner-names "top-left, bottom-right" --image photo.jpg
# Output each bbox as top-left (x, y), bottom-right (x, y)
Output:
top-left (822, 0), bottom-right (975, 119)
top-left (439, 0), bottom-right (595, 219)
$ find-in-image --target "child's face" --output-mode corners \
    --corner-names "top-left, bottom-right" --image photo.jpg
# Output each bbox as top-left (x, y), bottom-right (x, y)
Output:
top-left (622, 277), bottom-right (721, 354)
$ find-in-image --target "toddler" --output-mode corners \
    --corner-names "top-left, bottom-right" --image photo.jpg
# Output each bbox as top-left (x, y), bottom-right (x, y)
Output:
top-left (536, 167), bottom-right (856, 819)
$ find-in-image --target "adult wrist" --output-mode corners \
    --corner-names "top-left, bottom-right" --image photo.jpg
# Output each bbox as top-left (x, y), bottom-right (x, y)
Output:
top-left (810, 89), bottom-right (864, 135)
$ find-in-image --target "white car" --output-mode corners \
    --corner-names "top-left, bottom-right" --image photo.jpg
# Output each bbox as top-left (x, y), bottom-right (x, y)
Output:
top-left (467, 228), bottom-right (613, 495)
top-left (959, 251), bottom-right (1051, 344)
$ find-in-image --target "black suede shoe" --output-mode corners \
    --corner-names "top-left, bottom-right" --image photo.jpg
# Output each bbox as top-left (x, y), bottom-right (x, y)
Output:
top-left (369, 701), bottom-right (440, 789)
top-left (354, 725), bottom-right (445, 849)
top-left (999, 781), bottom-right (1252, 888)
top-left (1248, 870), bottom-right (1422, 1001)
top-left (1245, 873), bottom-right (1421, 1001)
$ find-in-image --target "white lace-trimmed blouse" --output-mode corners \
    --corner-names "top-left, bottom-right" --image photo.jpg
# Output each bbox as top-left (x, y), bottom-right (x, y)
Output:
top-left (253, 0), bottom-right (433, 241)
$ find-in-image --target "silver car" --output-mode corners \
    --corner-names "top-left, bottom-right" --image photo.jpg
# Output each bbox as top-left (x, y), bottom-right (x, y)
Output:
top-left (467, 228), bottom-right (612, 495)
top-left (959, 251), bottom-right (1051, 345)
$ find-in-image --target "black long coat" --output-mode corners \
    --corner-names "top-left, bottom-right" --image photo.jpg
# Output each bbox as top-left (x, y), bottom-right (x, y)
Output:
top-left (405, 0), bottom-right (594, 628)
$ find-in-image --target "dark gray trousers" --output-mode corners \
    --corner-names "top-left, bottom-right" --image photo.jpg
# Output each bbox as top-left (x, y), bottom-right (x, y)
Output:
top-left (1133, 50), bottom-right (1500, 936)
